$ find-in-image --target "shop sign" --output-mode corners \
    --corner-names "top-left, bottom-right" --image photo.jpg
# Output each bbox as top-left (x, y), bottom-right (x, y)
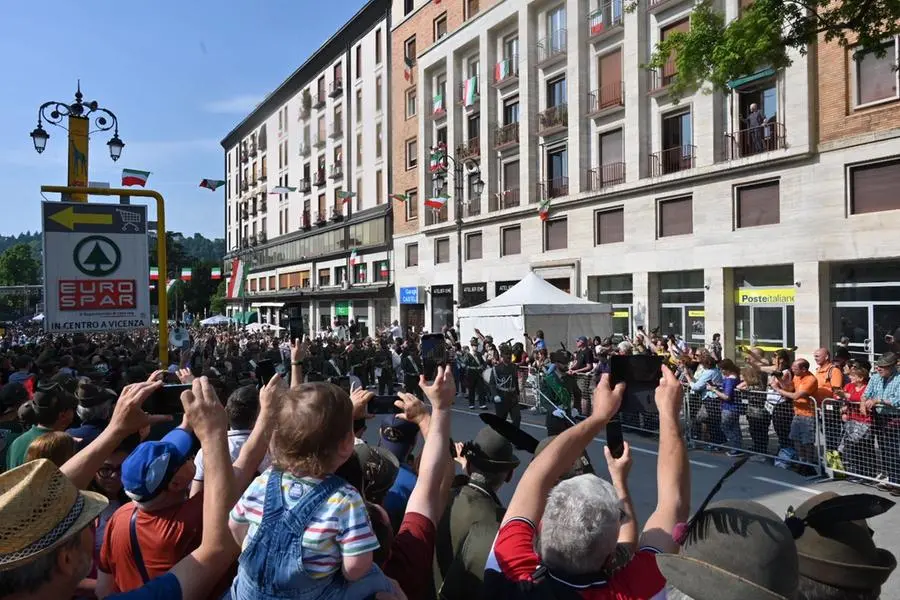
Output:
top-left (462, 282), bottom-right (486, 295)
top-left (431, 285), bottom-right (454, 297)
top-left (495, 280), bottom-right (518, 296)
top-left (335, 300), bottom-right (350, 316)
top-left (613, 310), bottom-right (629, 318)
top-left (399, 287), bottom-right (421, 304)
top-left (688, 310), bottom-right (706, 318)
top-left (735, 287), bottom-right (795, 305)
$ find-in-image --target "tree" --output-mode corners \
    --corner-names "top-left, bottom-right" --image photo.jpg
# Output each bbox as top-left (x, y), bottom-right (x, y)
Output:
top-left (0, 243), bottom-right (40, 286)
top-left (645, 0), bottom-right (900, 98)
top-left (210, 280), bottom-right (227, 315)
top-left (83, 242), bottom-right (113, 274)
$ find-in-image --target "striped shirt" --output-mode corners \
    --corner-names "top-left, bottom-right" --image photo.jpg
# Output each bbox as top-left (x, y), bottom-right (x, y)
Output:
top-left (230, 469), bottom-right (379, 578)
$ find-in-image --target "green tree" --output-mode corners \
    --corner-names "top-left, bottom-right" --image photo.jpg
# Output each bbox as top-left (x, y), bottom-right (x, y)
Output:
top-left (645, 0), bottom-right (900, 98)
top-left (210, 280), bottom-right (227, 315)
top-left (0, 243), bottom-right (40, 286)
top-left (84, 242), bottom-right (113, 274)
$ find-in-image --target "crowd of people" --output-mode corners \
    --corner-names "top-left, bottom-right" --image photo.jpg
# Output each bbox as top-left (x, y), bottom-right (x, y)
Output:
top-left (0, 320), bottom-right (896, 600)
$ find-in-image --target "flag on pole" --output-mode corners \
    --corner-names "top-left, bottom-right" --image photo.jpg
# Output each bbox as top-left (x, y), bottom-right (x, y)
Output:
top-left (404, 56), bottom-right (415, 82)
top-left (199, 179), bottom-right (226, 191)
top-left (463, 76), bottom-right (478, 106)
top-left (379, 261), bottom-right (389, 278)
top-left (181, 268), bottom-right (192, 281)
top-left (269, 186), bottom-right (296, 194)
top-left (538, 198), bottom-right (551, 221)
top-left (425, 196), bottom-right (449, 210)
top-left (166, 279), bottom-right (178, 294)
top-left (429, 147), bottom-right (446, 173)
top-left (349, 248), bottom-right (359, 266)
top-left (432, 93), bottom-right (444, 115)
top-left (211, 267), bottom-right (222, 280)
top-left (336, 190), bottom-right (356, 203)
top-left (227, 260), bottom-right (246, 299)
top-left (390, 193), bottom-right (409, 202)
top-left (149, 267), bottom-right (159, 281)
top-left (495, 60), bottom-right (510, 82)
top-left (122, 169), bottom-right (151, 187)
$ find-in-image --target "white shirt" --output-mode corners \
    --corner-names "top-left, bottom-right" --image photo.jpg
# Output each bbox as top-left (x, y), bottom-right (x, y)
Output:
top-left (193, 429), bottom-right (271, 481)
top-left (390, 325), bottom-right (402, 339)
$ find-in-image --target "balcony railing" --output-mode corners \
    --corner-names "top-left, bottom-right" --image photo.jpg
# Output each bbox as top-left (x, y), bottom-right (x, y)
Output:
top-left (649, 0), bottom-right (678, 11)
top-left (313, 135), bottom-right (326, 149)
top-left (241, 151), bottom-right (249, 164)
top-left (330, 206), bottom-right (344, 221)
top-left (258, 232), bottom-right (267, 244)
top-left (328, 78), bottom-right (343, 98)
top-left (649, 145), bottom-right (696, 177)
top-left (490, 188), bottom-right (521, 211)
top-left (315, 211), bottom-right (327, 224)
top-left (240, 181), bottom-right (249, 193)
top-left (493, 55), bottom-right (519, 86)
top-left (538, 104), bottom-right (568, 134)
top-left (329, 163), bottom-right (343, 179)
top-left (298, 178), bottom-right (311, 193)
top-left (457, 78), bottom-right (479, 107)
top-left (462, 199), bottom-right (481, 217)
top-left (649, 64), bottom-right (677, 93)
top-left (251, 177), bottom-right (259, 188)
top-left (314, 169), bottom-right (327, 186)
top-left (588, 0), bottom-right (624, 38)
top-left (457, 137), bottom-right (480, 160)
top-left (302, 210), bottom-right (312, 229)
top-left (259, 172), bottom-right (268, 182)
top-left (586, 162), bottom-right (626, 191)
top-left (494, 122), bottom-right (519, 149)
top-left (537, 29), bottom-right (567, 66)
top-left (249, 144), bottom-right (258, 158)
top-left (249, 235), bottom-right (257, 246)
top-left (299, 142), bottom-right (311, 157)
top-left (329, 123), bottom-right (343, 139)
top-left (424, 204), bottom-right (449, 225)
top-left (724, 122), bottom-right (786, 160)
top-left (587, 81), bottom-right (625, 115)
top-left (241, 209), bottom-right (249, 220)
top-left (539, 177), bottom-right (569, 200)
top-left (313, 92), bottom-right (326, 109)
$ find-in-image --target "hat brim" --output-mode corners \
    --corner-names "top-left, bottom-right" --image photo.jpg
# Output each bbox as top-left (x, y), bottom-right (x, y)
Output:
top-left (0, 490), bottom-right (107, 572)
top-left (656, 554), bottom-right (792, 600)
top-left (798, 547), bottom-right (897, 589)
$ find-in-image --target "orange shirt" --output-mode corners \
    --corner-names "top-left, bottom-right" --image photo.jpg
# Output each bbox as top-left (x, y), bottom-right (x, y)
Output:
top-left (813, 362), bottom-right (844, 404)
top-left (792, 372), bottom-right (819, 417)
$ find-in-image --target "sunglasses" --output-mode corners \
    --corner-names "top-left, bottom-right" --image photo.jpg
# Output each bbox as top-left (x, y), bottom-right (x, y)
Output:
top-left (97, 465), bottom-right (121, 478)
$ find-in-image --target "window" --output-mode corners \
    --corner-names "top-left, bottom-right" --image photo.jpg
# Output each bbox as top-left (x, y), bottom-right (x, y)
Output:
top-left (374, 260), bottom-right (390, 282)
top-left (544, 217), bottom-right (567, 251)
top-left (436, 125), bottom-right (448, 147)
top-left (434, 13), bottom-right (447, 42)
top-left (376, 169), bottom-right (383, 205)
top-left (503, 160), bottom-right (519, 191)
top-left (406, 138), bottom-right (418, 169)
top-left (356, 89), bottom-right (363, 122)
top-left (405, 36), bottom-right (417, 64)
top-left (317, 76), bottom-right (326, 101)
top-left (356, 133), bottom-right (363, 167)
top-left (547, 76), bottom-right (567, 107)
top-left (501, 226), bottom-right (521, 256)
top-left (375, 28), bottom-right (382, 64)
top-left (467, 114), bottom-right (480, 140)
top-left (853, 38), bottom-right (899, 107)
top-left (658, 196), bottom-right (693, 237)
top-left (546, 146), bottom-right (568, 196)
top-left (467, 57), bottom-right (480, 79)
top-left (435, 238), bottom-right (450, 263)
top-left (376, 76), bottom-right (383, 112)
top-left (503, 97), bottom-right (519, 125)
top-left (406, 189), bottom-right (418, 220)
top-left (318, 193), bottom-right (326, 218)
top-left (736, 181), bottom-right (780, 228)
top-left (353, 263), bottom-right (368, 284)
top-left (355, 45), bottom-right (362, 79)
top-left (600, 129), bottom-right (623, 166)
top-left (376, 123), bottom-right (383, 158)
top-left (406, 243), bottom-right (419, 267)
top-left (335, 265), bottom-right (347, 284)
top-left (356, 178), bottom-right (363, 211)
top-left (465, 0), bottom-right (479, 19)
top-left (547, 5), bottom-right (566, 52)
top-left (319, 268), bottom-right (331, 287)
top-left (333, 63), bottom-right (342, 84)
top-left (849, 159), bottom-right (900, 215)
top-left (404, 0), bottom-right (413, 15)
top-left (466, 232), bottom-right (483, 260)
top-left (317, 115), bottom-right (326, 142)
top-left (595, 208), bottom-right (625, 245)
top-left (406, 88), bottom-right (417, 118)
top-left (660, 19), bottom-right (690, 84)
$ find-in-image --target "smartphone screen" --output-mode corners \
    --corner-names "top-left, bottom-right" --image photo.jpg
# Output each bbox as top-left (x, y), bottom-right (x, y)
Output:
top-left (420, 333), bottom-right (446, 381)
top-left (149, 384), bottom-right (191, 415)
top-left (606, 419), bottom-right (625, 459)
top-left (255, 359), bottom-right (276, 390)
top-left (367, 395), bottom-right (403, 415)
top-left (609, 355), bottom-right (662, 414)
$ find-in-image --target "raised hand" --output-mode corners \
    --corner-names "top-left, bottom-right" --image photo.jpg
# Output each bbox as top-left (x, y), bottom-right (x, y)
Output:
top-left (419, 365), bottom-right (454, 411)
top-left (179, 377), bottom-right (227, 445)
top-left (108, 381), bottom-right (170, 436)
top-left (394, 391), bottom-right (428, 426)
top-left (591, 373), bottom-right (624, 425)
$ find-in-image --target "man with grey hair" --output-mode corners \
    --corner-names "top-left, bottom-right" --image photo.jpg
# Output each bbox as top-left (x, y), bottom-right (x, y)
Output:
top-left (67, 380), bottom-right (117, 450)
top-left (484, 366), bottom-right (690, 598)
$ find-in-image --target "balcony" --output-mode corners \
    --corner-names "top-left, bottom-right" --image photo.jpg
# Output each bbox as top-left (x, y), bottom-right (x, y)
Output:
top-left (461, 199), bottom-right (481, 218)
top-left (250, 177), bottom-right (259, 189)
top-left (313, 135), bottom-right (326, 149)
top-left (587, 81), bottom-right (625, 116)
top-left (457, 78), bottom-right (479, 108)
top-left (250, 205), bottom-right (258, 217)
top-left (586, 162), bottom-right (626, 191)
top-left (539, 177), bottom-right (569, 200)
top-left (649, 0), bottom-right (679, 13)
top-left (329, 163), bottom-right (343, 179)
top-left (493, 55), bottom-right (519, 88)
top-left (723, 122), bottom-right (786, 160)
top-left (259, 198), bottom-right (267, 213)
top-left (302, 210), bottom-right (312, 229)
top-left (457, 137), bottom-right (480, 160)
top-left (329, 122), bottom-right (343, 139)
top-left (314, 169), bottom-right (327, 186)
top-left (241, 209), bottom-right (249, 221)
top-left (536, 30), bottom-right (567, 67)
top-left (538, 104), bottom-right (568, 135)
top-left (649, 145), bottom-right (696, 177)
top-left (240, 151), bottom-right (249, 164)
top-left (490, 188), bottom-right (521, 211)
top-left (330, 206), bottom-right (344, 222)
top-left (315, 211), bottom-right (328, 225)
top-left (588, 0), bottom-right (624, 40)
top-left (298, 178), bottom-right (311, 193)
top-left (649, 65), bottom-right (677, 94)
top-left (240, 181), bottom-right (249, 193)
top-left (259, 172), bottom-right (268, 182)
top-left (299, 142), bottom-right (311, 157)
top-left (328, 78), bottom-right (343, 98)
top-left (249, 144), bottom-right (258, 158)
top-left (313, 92), bottom-right (326, 109)
top-left (494, 122), bottom-right (519, 150)
top-left (258, 231), bottom-right (267, 244)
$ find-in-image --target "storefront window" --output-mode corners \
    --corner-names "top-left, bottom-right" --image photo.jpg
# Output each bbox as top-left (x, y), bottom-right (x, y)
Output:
top-left (831, 260), bottom-right (900, 364)
top-left (353, 300), bottom-right (369, 336)
top-left (658, 270), bottom-right (705, 343)
top-left (319, 301), bottom-right (331, 331)
top-left (588, 274), bottom-right (633, 336)
top-left (431, 285), bottom-right (454, 332)
top-left (733, 265), bottom-right (795, 353)
top-left (461, 283), bottom-right (487, 308)
top-left (335, 300), bottom-right (350, 326)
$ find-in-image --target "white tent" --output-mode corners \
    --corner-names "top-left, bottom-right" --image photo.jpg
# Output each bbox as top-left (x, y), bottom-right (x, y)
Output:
top-left (200, 315), bottom-right (232, 326)
top-left (458, 272), bottom-right (613, 349)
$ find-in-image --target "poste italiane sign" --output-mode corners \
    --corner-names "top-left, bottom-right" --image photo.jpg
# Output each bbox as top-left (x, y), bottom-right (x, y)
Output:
top-left (735, 287), bottom-right (795, 305)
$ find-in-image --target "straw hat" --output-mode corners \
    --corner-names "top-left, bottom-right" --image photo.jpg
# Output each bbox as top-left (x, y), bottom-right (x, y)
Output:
top-left (0, 459), bottom-right (107, 571)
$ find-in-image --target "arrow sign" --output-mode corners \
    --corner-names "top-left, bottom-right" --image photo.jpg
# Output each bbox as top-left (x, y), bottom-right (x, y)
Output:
top-left (49, 206), bottom-right (114, 231)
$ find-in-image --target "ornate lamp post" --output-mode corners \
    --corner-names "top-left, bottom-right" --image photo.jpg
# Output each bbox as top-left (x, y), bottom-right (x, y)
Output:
top-left (30, 81), bottom-right (125, 202)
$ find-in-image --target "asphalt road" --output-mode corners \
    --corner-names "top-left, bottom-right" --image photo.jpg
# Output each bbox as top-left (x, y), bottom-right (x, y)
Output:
top-left (362, 398), bottom-right (900, 597)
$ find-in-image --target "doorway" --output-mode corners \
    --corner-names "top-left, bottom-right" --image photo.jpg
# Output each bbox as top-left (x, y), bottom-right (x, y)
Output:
top-left (735, 305), bottom-right (796, 352)
top-left (833, 303), bottom-right (900, 364)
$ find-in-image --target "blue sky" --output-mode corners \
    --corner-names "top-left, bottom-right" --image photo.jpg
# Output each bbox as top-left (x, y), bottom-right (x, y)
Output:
top-left (0, 0), bottom-right (365, 239)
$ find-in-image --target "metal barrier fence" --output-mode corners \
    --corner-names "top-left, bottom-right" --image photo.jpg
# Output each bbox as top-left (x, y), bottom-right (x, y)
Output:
top-left (818, 398), bottom-right (900, 487)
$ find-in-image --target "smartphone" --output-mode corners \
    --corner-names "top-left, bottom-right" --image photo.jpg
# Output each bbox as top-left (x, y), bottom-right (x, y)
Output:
top-left (609, 355), bottom-right (663, 414)
top-left (367, 395), bottom-right (403, 415)
top-left (334, 376), bottom-right (351, 394)
top-left (255, 359), bottom-right (276, 390)
top-left (149, 384), bottom-right (191, 415)
top-left (420, 333), bottom-right (447, 381)
top-left (606, 419), bottom-right (625, 459)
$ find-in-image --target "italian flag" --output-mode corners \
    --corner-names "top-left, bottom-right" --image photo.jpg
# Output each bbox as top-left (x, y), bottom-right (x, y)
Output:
top-left (404, 56), bottom-right (414, 82)
top-left (433, 93), bottom-right (444, 114)
top-left (429, 147), bottom-right (446, 173)
top-left (495, 60), bottom-right (510, 82)
top-left (149, 267), bottom-right (159, 280)
top-left (166, 279), bottom-right (178, 294)
top-left (349, 248), bottom-right (359, 266)
top-left (199, 179), bottom-right (226, 191)
top-left (181, 268), bottom-right (192, 281)
top-left (379, 262), bottom-right (389, 278)
top-left (122, 169), bottom-right (151, 187)
top-left (390, 193), bottom-right (409, 202)
top-left (211, 267), bottom-right (222, 280)
top-left (425, 196), bottom-right (449, 210)
top-left (227, 260), bottom-right (246, 299)
top-left (337, 190), bottom-right (356, 203)
top-left (463, 76), bottom-right (478, 106)
top-left (539, 198), bottom-right (551, 221)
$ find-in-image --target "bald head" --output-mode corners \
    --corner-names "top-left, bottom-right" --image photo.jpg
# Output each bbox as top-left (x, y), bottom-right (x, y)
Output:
top-left (813, 347), bottom-right (830, 366)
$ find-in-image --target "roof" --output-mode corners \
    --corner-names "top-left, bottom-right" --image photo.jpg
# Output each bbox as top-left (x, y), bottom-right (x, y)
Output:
top-left (220, 0), bottom-right (390, 149)
top-left (475, 272), bottom-right (594, 308)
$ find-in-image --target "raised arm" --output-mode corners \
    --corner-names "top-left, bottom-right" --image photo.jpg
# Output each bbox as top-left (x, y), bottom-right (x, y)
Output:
top-left (639, 365), bottom-right (690, 553)
top-left (290, 337), bottom-right (308, 389)
top-left (229, 373), bottom-right (282, 500)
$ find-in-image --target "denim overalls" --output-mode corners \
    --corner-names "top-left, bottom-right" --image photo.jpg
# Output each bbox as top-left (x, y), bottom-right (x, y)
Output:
top-left (231, 471), bottom-right (393, 600)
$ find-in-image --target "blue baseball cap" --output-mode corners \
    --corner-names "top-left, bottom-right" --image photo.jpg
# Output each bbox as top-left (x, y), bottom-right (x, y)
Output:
top-left (121, 428), bottom-right (195, 502)
top-left (379, 416), bottom-right (419, 462)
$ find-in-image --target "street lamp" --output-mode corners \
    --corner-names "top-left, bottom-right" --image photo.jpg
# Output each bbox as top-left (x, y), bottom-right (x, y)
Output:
top-left (430, 143), bottom-right (484, 325)
top-left (30, 81), bottom-right (125, 201)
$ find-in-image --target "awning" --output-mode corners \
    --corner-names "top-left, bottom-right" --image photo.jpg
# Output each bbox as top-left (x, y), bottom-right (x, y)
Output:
top-left (232, 311), bottom-right (259, 325)
top-left (727, 67), bottom-right (776, 90)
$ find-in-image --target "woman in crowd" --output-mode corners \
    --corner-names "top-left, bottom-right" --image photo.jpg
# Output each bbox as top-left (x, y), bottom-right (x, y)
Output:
top-left (836, 364), bottom-right (876, 480)
top-left (24, 430), bottom-right (76, 466)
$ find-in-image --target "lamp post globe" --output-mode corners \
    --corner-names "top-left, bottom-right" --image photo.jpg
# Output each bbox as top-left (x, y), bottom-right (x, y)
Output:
top-left (107, 134), bottom-right (125, 162)
top-left (30, 125), bottom-right (49, 154)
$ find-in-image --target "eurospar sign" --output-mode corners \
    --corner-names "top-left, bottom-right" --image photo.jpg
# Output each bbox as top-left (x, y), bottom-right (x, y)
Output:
top-left (42, 202), bottom-right (150, 332)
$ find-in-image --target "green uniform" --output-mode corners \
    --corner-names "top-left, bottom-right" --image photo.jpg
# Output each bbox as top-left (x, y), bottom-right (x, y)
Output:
top-left (7, 425), bottom-right (53, 471)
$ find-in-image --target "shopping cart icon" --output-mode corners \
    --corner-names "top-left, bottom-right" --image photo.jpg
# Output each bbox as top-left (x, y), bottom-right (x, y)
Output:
top-left (117, 209), bottom-right (143, 232)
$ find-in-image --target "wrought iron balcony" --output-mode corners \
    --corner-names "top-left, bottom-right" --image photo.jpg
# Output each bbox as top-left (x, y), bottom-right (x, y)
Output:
top-left (240, 151), bottom-right (249, 164)
top-left (649, 145), bottom-right (696, 177)
top-left (329, 163), bottom-right (343, 179)
top-left (298, 178), bottom-right (311, 193)
top-left (249, 144), bottom-right (258, 158)
top-left (328, 78), bottom-right (343, 98)
top-left (314, 169), bottom-right (327, 186)
top-left (457, 137), bottom-right (480, 160)
top-left (537, 30), bottom-right (567, 67)
top-left (649, 64), bottom-right (677, 93)
top-left (313, 135), bottom-right (326, 149)
top-left (299, 142), bottom-right (311, 157)
top-left (302, 210), bottom-right (312, 229)
top-left (490, 188), bottom-right (521, 211)
top-left (240, 181), bottom-right (249, 193)
top-left (493, 55), bottom-right (519, 87)
top-left (259, 172), bottom-right (268, 182)
top-left (456, 78), bottom-right (480, 106)
top-left (494, 122), bottom-right (519, 150)
top-left (538, 104), bottom-right (568, 135)
top-left (329, 122), bottom-right (343, 139)
top-left (723, 122), bottom-right (786, 160)
top-left (313, 92), bottom-right (327, 109)
top-left (649, 0), bottom-right (679, 12)
top-left (588, 0), bottom-right (624, 39)
top-left (587, 82), bottom-right (625, 115)
top-left (258, 231), bottom-right (267, 244)
top-left (586, 163), bottom-right (626, 191)
top-left (539, 177), bottom-right (569, 200)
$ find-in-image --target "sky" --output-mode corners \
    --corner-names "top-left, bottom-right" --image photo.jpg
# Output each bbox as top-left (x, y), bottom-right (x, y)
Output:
top-left (0, 0), bottom-right (367, 239)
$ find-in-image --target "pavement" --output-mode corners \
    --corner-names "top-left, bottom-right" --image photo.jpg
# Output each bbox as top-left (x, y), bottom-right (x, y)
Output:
top-left (362, 398), bottom-right (900, 597)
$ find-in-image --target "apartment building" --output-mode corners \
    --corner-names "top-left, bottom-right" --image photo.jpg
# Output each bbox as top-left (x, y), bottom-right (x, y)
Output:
top-left (221, 0), bottom-right (392, 334)
top-left (391, 0), bottom-right (900, 360)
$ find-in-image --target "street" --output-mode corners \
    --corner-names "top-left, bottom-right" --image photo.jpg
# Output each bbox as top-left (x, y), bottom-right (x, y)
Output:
top-left (364, 400), bottom-right (900, 597)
